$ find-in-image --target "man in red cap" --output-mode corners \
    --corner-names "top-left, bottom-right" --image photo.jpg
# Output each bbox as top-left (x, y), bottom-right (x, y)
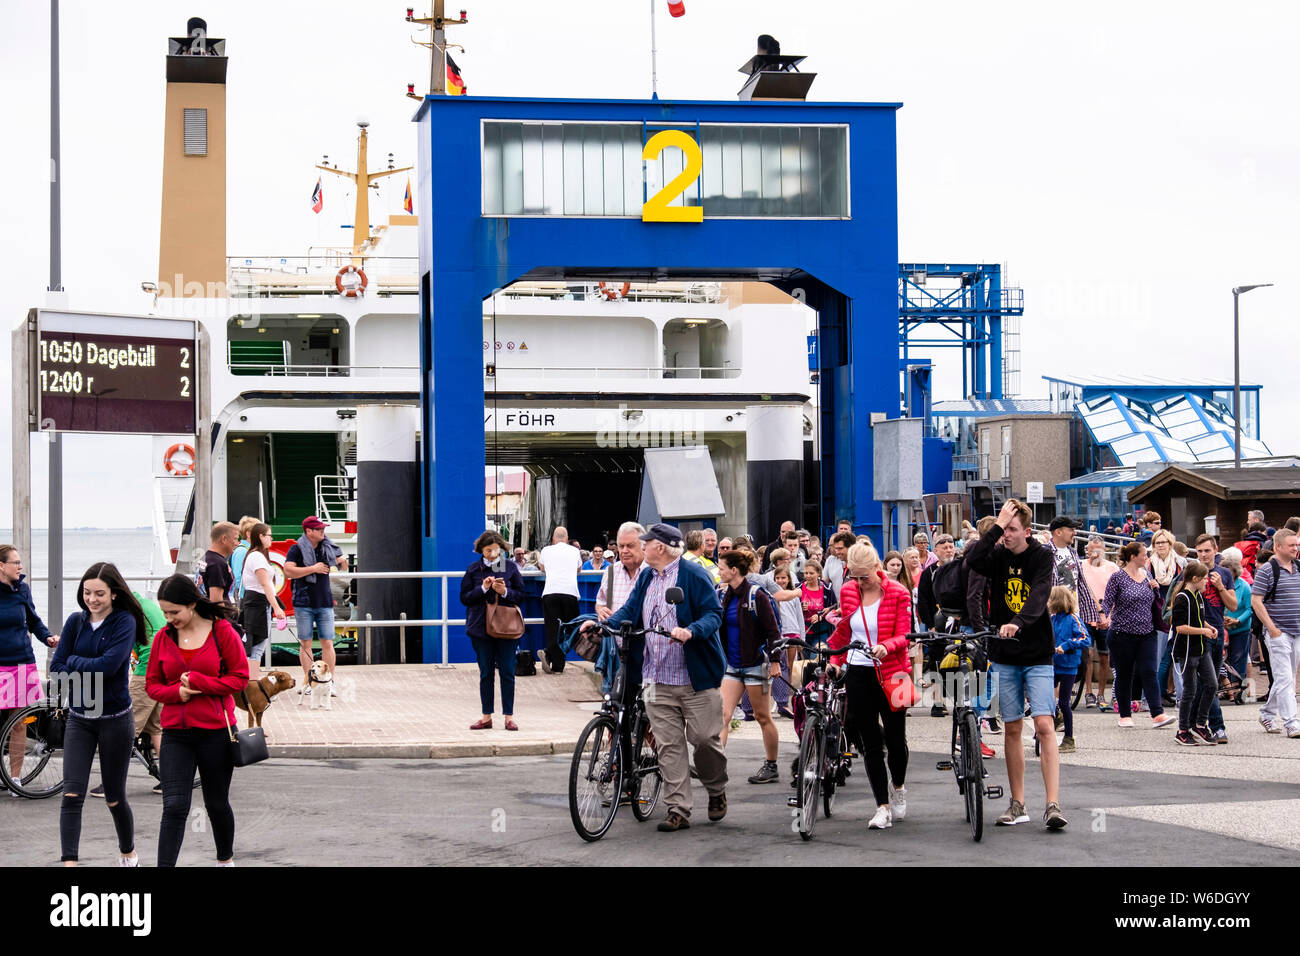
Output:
top-left (285, 516), bottom-right (349, 692)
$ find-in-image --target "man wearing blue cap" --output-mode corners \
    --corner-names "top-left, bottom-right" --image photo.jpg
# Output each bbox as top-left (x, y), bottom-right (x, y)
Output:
top-left (583, 522), bottom-right (726, 832)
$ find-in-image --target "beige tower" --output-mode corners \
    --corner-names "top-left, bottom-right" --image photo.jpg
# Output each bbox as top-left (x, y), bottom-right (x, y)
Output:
top-left (158, 18), bottom-right (227, 297)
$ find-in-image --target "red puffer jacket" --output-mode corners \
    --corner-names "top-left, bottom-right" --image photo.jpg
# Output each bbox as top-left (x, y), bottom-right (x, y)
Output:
top-left (146, 617), bottom-right (249, 730)
top-left (828, 572), bottom-right (913, 677)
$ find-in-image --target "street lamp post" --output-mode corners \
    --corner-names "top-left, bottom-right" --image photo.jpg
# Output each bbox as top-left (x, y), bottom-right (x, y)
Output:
top-left (1232, 283), bottom-right (1273, 469)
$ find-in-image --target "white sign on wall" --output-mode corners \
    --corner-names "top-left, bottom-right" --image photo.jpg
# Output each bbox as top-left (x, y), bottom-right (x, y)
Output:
top-left (1026, 481), bottom-right (1044, 504)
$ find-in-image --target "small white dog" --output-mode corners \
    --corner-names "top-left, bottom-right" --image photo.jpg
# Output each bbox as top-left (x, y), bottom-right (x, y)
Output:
top-left (307, 660), bottom-right (333, 711)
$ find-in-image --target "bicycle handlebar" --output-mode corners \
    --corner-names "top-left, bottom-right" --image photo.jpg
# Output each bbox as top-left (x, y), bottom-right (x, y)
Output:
top-left (774, 637), bottom-right (870, 656)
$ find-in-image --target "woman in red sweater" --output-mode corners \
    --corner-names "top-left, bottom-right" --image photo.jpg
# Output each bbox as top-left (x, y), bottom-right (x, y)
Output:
top-left (146, 574), bottom-right (249, 867)
top-left (828, 542), bottom-right (914, 830)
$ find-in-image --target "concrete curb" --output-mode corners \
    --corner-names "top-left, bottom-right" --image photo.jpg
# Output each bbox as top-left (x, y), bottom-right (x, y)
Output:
top-left (269, 740), bottom-right (580, 760)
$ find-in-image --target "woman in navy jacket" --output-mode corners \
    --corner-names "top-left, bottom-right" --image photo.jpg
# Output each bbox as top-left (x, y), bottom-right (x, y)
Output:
top-left (461, 530), bottom-right (526, 731)
top-left (49, 562), bottom-right (148, 866)
top-left (1, 544), bottom-right (58, 787)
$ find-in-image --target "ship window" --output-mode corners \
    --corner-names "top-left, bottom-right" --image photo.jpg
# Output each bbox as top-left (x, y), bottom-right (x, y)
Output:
top-left (183, 108), bottom-right (208, 156)
top-left (481, 120), bottom-right (848, 219)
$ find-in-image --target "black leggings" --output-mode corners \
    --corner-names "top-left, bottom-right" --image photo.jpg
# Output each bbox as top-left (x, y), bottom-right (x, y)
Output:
top-left (61, 711), bottom-right (135, 862)
top-left (1056, 674), bottom-right (1075, 738)
top-left (1108, 631), bottom-right (1164, 719)
top-left (157, 727), bottom-right (235, 867)
top-left (844, 666), bottom-right (908, 807)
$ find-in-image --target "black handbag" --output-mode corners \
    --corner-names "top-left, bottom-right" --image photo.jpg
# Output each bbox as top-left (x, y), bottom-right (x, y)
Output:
top-left (224, 707), bottom-right (269, 767)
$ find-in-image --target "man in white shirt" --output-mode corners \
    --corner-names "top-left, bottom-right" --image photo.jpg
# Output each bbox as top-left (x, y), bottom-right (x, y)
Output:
top-left (822, 531), bottom-right (855, 599)
top-left (538, 526), bottom-right (582, 674)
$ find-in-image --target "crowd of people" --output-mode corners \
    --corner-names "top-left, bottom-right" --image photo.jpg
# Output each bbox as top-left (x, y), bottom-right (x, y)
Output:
top-left (0, 513), bottom-right (350, 866)
top-left (469, 503), bottom-right (1300, 835)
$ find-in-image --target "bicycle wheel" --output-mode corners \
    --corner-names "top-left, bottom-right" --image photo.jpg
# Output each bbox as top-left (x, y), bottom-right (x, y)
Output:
top-left (795, 723), bottom-right (822, 841)
top-left (1072, 650), bottom-right (1087, 710)
top-left (822, 728), bottom-right (847, 818)
top-left (0, 705), bottom-right (66, 799)
top-left (629, 720), bottom-right (662, 822)
top-left (961, 710), bottom-right (983, 842)
top-left (568, 715), bottom-right (623, 842)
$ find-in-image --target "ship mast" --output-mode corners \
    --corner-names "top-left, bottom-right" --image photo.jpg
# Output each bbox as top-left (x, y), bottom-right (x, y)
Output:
top-left (317, 123), bottom-right (412, 262)
top-left (406, 1), bottom-right (469, 98)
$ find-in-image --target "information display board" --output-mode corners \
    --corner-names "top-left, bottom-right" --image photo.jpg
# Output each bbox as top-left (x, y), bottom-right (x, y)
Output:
top-left (37, 312), bottom-right (197, 434)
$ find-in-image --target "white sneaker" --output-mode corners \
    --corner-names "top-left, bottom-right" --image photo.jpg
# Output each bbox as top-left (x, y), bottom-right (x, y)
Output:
top-left (868, 805), bottom-right (893, 829)
top-left (890, 786), bottom-right (907, 822)
top-left (732, 706), bottom-right (746, 721)
top-left (118, 854), bottom-right (139, 867)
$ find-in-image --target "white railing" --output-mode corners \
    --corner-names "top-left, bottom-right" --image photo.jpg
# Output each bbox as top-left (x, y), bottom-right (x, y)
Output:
top-left (227, 362), bottom-right (419, 377)
top-left (500, 281), bottom-right (723, 304)
top-left (485, 365), bottom-right (740, 380)
top-left (29, 570), bottom-right (610, 668)
top-left (315, 475), bottom-right (355, 527)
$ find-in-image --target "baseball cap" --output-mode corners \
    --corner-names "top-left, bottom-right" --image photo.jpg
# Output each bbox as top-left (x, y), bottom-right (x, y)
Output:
top-left (639, 523), bottom-right (684, 548)
top-left (1048, 516), bottom-right (1081, 532)
top-left (302, 516), bottom-right (327, 530)
top-left (603, 550), bottom-right (615, 558)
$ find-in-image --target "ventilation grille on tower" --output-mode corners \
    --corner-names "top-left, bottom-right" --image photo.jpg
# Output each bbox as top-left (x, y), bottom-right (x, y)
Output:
top-left (183, 108), bottom-right (208, 156)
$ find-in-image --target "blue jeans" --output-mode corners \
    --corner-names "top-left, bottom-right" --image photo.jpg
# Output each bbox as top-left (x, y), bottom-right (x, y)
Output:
top-left (294, 605), bottom-right (336, 644)
top-left (470, 635), bottom-right (519, 715)
top-left (1156, 632), bottom-right (1184, 700)
top-left (991, 663), bottom-right (1054, 721)
top-left (1227, 629), bottom-right (1251, 683)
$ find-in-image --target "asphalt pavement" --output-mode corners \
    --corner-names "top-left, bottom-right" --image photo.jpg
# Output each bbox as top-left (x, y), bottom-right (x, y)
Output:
top-left (4, 730), bottom-right (1297, 867)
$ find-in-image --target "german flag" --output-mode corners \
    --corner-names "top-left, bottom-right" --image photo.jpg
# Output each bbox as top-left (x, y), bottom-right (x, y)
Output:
top-left (446, 54), bottom-right (466, 95)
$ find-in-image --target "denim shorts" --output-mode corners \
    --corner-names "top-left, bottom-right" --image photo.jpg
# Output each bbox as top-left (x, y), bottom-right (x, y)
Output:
top-left (294, 605), bottom-right (336, 644)
top-left (992, 662), bottom-right (1056, 721)
top-left (723, 663), bottom-right (769, 687)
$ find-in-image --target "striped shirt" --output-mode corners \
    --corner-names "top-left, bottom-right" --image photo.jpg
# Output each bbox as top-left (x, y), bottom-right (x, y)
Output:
top-left (641, 559), bottom-right (689, 685)
top-left (1051, 544), bottom-right (1101, 624)
top-left (1253, 558), bottom-right (1300, 637)
top-left (595, 560), bottom-right (643, 615)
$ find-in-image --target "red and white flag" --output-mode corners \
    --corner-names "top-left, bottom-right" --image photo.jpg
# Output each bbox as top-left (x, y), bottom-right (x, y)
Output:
top-left (311, 177), bottom-right (323, 214)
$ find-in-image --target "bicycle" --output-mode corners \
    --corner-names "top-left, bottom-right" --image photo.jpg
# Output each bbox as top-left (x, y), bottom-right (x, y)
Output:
top-left (1, 699), bottom-right (164, 800)
top-left (913, 629), bottom-right (1014, 841)
top-left (562, 615), bottom-right (669, 842)
top-left (776, 636), bottom-right (867, 841)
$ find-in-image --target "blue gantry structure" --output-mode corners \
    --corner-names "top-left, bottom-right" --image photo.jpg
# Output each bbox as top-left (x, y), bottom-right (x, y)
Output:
top-left (414, 93), bottom-right (903, 661)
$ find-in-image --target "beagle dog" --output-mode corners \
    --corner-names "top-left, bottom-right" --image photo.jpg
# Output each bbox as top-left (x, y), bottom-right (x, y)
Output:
top-left (233, 670), bottom-right (296, 728)
top-left (307, 660), bottom-right (333, 711)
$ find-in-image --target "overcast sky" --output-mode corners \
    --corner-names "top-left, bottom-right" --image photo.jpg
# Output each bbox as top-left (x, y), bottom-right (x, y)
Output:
top-left (2, 0), bottom-right (1296, 529)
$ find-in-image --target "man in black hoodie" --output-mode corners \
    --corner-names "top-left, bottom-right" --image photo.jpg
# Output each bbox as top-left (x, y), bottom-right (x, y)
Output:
top-left (965, 498), bottom-right (1065, 830)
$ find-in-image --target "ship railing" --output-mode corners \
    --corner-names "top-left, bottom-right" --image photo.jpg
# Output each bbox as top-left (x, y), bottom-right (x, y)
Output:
top-left (227, 362), bottom-right (419, 377)
top-left (485, 365), bottom-right (741, 380)
top-left (316, 474), bottom-right (356, 527)
top-left (499, 281), bottom-right (723, 304)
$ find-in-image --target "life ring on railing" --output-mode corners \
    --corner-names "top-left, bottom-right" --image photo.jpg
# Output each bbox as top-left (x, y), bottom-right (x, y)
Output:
top-left (598, 281), bottom-right (630, 300)
top-left (163, 443), bottom-right (196, 476)
top-left (269, 540), bottom-right (295, 613)
top-left (335, 265), bottom-right (368, 297)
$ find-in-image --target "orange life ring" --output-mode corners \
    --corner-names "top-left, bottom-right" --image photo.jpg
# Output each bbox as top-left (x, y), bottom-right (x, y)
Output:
top-left (336, 265), bottom-right (368, 297)
top-left (598, 281), bottom-right (631, 300)
top-left (163, 443), bottom-right (196, 476)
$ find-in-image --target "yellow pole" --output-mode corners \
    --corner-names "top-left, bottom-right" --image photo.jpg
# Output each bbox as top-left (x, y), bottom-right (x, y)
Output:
top-left (354, 125), bottom-right (370, 260)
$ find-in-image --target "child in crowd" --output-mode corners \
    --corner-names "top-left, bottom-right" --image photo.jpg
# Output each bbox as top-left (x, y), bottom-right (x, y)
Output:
top-left (1050, 585), bottom-right (1091, 753)
top-left (768, 566), bottom-right (803, 719)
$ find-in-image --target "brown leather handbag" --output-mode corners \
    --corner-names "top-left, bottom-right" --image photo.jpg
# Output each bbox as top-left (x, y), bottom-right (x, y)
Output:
top-left (485, 595), bottom-right (525, 640)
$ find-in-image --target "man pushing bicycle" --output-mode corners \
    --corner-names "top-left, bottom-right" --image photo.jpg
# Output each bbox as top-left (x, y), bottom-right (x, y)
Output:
top-left (579, 523), bottom-right (726, 833)
top-left (964, 499), bottom-right (1067, 830)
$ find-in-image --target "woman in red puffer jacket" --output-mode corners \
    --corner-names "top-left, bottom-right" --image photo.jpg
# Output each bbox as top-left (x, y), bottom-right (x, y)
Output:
top-left (828, 542), bottom-right (914, 831)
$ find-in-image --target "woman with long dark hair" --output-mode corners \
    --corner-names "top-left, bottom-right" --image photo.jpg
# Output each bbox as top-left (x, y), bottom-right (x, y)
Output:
top-left (49, 562), bottom-right (147, 865)
top-left (147, 573), bottom-right (248, 867)
top-left (239, 522), bottom-right (286, 680)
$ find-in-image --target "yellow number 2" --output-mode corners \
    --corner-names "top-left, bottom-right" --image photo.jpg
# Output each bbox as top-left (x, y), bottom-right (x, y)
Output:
top-left (642, 129), bottom-right (703, 223)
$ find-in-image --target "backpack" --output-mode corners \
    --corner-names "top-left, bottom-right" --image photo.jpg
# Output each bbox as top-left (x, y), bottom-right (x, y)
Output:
top-left (1261, 557), bottom-right (1284, 606)
top-left (1235, 539), bottom-right (1261, 578)
top-left (931, 559), bottom-right (968, 614)
top-left (1158, 568), bottom-right (1185, 629)
top-left (721, 583), bottom-right (774, 620)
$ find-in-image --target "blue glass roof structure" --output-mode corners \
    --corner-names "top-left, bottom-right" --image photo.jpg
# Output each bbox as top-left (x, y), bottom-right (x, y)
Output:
top-left (931, 399), bottom-right (1054, 416)
top-left (1073, 390), bottom-right (1270, 466)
